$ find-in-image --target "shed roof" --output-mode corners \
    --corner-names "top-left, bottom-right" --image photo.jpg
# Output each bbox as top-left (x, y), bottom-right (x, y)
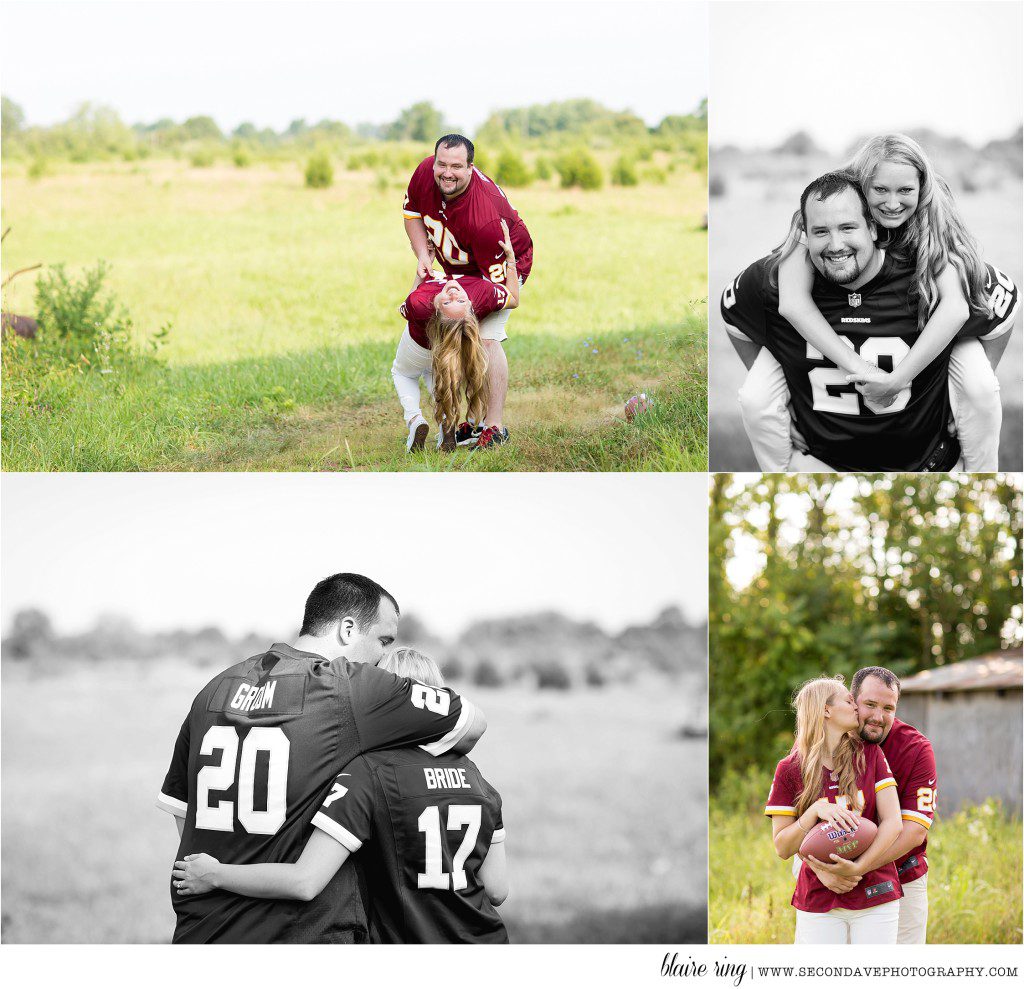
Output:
top-left (902, 651), bottom-right (1022, 694)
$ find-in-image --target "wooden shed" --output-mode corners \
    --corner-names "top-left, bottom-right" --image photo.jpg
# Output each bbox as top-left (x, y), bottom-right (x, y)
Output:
top-left (898, 650), bottom-right (1022, 814)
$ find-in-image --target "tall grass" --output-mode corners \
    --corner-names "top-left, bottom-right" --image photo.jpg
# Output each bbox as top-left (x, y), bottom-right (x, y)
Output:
top-left (709, 772), bottom-right (1023, 944)
top-left (2, 159), bottom-right (707, 471)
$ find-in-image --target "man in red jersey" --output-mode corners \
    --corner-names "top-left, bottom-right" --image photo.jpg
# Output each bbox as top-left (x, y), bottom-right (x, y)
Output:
top-left (804, 666), bottom-right (936, 943)
top-left (402, 134), bottom-right (534, 449)
top-left (157, 572), bottom-right (486, 943)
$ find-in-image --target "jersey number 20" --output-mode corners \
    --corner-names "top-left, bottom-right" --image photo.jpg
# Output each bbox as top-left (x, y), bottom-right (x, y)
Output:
top-left (195, 726), bottom-right (290, 835)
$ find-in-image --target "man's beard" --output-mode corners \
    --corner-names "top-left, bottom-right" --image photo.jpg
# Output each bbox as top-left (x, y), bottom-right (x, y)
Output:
top-left (818, 251), bottom-right (864, 285)
top-left (859, 723), bottom-right (885, 745)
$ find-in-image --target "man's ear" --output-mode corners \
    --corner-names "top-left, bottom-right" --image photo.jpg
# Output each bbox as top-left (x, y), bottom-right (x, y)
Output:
top-left (337, 616), bottom-right (358, 645)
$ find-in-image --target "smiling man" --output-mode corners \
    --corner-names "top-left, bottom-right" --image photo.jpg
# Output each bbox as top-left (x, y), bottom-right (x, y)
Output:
top-left (721, 171), bottom-right (1015, 471)
top-left (804, 666), bottom-right (937, 944)
top-left (402, 134), bottom-right (534, 450)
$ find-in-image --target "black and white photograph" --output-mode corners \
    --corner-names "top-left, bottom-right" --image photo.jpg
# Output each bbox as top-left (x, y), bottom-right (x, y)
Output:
top-left (0, 472), bottom-right (708, 945)
top-left (710, 1), bottom-right (1023, 473)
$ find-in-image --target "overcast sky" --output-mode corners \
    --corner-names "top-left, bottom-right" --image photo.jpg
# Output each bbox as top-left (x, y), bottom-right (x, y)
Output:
top-left (711, 1), bottom-right (1023, 152)
top-left (1, 473), bottom-right (708, 639)
top-left (0, 0), bottom-right (708, 132)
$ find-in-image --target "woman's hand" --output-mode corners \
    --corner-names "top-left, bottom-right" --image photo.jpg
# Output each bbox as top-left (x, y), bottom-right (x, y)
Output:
top-left (845, 367), bottom-right (907, 409)
top-left (814, 798), bottom-right (861, 833)
top-left (172, 853), bottom-right (221, 896)
top-left (498, 219), bottom-right (516, 263)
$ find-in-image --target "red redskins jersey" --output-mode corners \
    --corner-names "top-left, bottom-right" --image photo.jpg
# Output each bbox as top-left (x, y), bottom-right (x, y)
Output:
top-left (157, 643), bottom-right (478, 943)
top-left (765, 745), bottom-right (902, 913)
top-left (403, 156), bottom-right (534, 284)
top-left (313, 746), bottom-right (507, 943)
top-left (400, 276), bottom-right (511, 348)
top-left (879, 718), bottom-right (936, 885)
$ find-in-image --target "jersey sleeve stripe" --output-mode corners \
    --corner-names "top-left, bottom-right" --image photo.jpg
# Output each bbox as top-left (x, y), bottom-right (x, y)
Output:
top-left (490, 827), bottom-right (506, 844)
top-left (901, 809), bottom-right (933, 829)
top-left (418, 697), bottom-right (475, 756)
top-left (403, 208), bottom-right (423, 220)
top-left (978, 296), bottom-right (1020, 340)
top-left (875, 777), bottom-right (897, 793)
top-left (312, 812), bottom-right (364, 852)
top-left (722, 315), bottom-right (752, 341)
top-left (156, 791), bottom-right (188, 818)
top-left (764, 804), bottom-right (797, 817)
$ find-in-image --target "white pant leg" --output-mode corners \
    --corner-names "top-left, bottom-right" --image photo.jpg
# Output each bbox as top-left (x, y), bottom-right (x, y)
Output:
top-left (391, 328), bottom-right (433, 424)
top-left (794, 909), bottom-right (851, 944)
top-left (848, 899), bottom-right (901, 945)
top-left (897, 874), bottom-right (929, 945)
top-left (947, 339), bottom-right (1001, 471)
top-left (788, 450), bottom-right (837, 472)
top-left (737, 348), bottom-right (794, 471)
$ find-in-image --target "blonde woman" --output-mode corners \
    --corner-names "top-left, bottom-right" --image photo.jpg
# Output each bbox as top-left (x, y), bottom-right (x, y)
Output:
top-left (392, 220), bottom-right (520, 452)
top-left (765, 676), bottom-right (903, 944)
top-left (737, 133), bottom-right (1018, 471)
top-left (173, 648), bottom-right (509, 944)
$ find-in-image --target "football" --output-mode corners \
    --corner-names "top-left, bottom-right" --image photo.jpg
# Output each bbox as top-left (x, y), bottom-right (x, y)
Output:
top-left (625, 392), bottom-right (653, 422)
top-left (799, 816), bottom-right (877, 862)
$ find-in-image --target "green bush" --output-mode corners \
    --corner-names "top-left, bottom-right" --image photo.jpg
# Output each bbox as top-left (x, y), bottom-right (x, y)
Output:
top-left (189, 148), bottom-right (215, 168)
top-left (231, 145), bottom-right (252, 168)
top-left (305, 150), bottom-right (334, 188)
top-left (472, 149), bottom-right (491, 175)
top-left (534, 155), bottom-right (552, 180)
top-left (556, 148), bottom-right (603, 190)
top-left (27, 157), bottom-right (49, 180)
top-left (611, 155), bottom-right (639, 186)
top-left (495, 148), bottom-right (532, 187)
top-left (534, 660), bottom-right (572, 690)
top-left (641, 165), bottom-right (668, 185)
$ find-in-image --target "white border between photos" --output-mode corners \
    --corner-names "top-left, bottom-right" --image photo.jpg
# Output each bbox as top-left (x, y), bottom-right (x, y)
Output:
top-left (2, 944), bottom-right (1023, 988)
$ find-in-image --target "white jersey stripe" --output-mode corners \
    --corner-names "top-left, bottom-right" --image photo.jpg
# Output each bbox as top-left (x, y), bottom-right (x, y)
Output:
top-left (312, 812), bottom-right (363, 852)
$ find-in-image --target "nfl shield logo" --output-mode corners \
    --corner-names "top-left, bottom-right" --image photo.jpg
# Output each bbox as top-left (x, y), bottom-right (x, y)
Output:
top-left (848, 293), bottom-right (862, 308)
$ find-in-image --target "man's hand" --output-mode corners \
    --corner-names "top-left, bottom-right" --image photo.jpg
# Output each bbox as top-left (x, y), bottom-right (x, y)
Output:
top-left (845, 367), bottom-right (902, 408)
top-left (804, 852), bottom-right (863, 879)
top-left (800, 855), bottom-right (861, 893)
top-left (172, 852), bottom-right (221, 896)
top-left (789, 416), bottom-right (809, 454)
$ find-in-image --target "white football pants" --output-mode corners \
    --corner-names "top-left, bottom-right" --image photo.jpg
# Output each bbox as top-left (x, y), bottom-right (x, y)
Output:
top-left (794, 899), bottom-right (900, 944)
top-left (391, 328), bottom-right (434, 425)
top-left (897, 874), bottom-right (928, 945)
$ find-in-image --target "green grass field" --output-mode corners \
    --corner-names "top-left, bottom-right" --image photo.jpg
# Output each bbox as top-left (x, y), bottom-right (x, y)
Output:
top-left (709, 779), bottom-right (1023, 944)
top-left (0, 662), bottom-right (706, 943)
top-left (1, 159), bottom-right (708, 471)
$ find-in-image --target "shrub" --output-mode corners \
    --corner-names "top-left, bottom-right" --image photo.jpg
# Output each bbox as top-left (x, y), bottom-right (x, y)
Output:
top-left (584, 662), bottom-right (608, 687)
top-left (556, 148), bottom-right (603, 190)
top-left (534, 155), bottom-right (552, 180)
top-left (189, 148), bottom-right (215, 168)
top-left (709, 172), bottom-right (727, 197)
top-left (232, 146), bottom-right (252, 168)
top-left (472, 149), bottom-right (491, 175)
top-left (534, 660), bottom-right (572, 690)
top-left (305, 150), bottom-right (334, 188)
top-left (611, 155), bottom-right (639, 186)
top-left (473, 659), bottom-right (504, 687)
top-left (27, 157), bottom-right (49, 180)
top-left (641, 165), bottom-right (668, 185)
top-left (374, 170), bottom-right (390, 194)
top-left (496, 148), bottom-right (532, 187)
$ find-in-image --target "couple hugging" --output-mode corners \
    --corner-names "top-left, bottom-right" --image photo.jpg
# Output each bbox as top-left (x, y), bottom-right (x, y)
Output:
top-left (158, 572), bottom-right (508, 943)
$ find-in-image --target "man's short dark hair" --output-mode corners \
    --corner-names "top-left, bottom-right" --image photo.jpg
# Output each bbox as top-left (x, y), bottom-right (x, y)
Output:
top-left (851, 666), bottom-right (902, 700)
top-left (434, 133), bottom-right (474, 165)
top-left (300, 573), bottom-right (399, 636)
top-left (800, 170), bottom-right (874, 232)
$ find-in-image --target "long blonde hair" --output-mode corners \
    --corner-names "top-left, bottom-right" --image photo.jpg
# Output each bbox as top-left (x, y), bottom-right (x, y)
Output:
top-left (426, 303), bottom-right (489, 432)
top-left (771, 134), bottom-right (990, 331)
top-left (791, 676), bottom-right (865, 819)
top-left (378, 646), bottom-right (445, 688)
top-left (844, 134), bottom-right (989, 329)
